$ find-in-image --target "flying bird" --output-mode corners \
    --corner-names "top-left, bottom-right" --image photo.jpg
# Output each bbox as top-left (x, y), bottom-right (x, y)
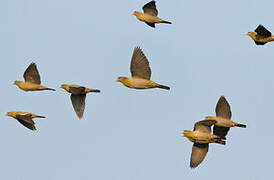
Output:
top-left (182, 120), bottom-right (226, 168)
top-left (60, 84), bottom-right (100, 119)
top-left (246, 25), bottom-right (274, 45)
top-left (132, 1), bottom-right (171, 28)
top-left (5, 111), bottom-right (45, 131)
top-left (116, 47), bottom-right (170, 90)
top-left (13, 62), bottom-right (55, 91)
top-left (205, 96), bottom-right (246, 138)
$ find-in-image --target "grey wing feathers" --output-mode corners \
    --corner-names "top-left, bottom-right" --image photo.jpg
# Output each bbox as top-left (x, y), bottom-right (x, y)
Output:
top-left (23, 63), bottom-right (41, 84)
top-left (69, 86), bottom-right (86, 95)
top-left (71, 94), bottom-right (86, 119)
top-left (194, 120), bottom-right (216, 133)
top-left (215, 96), bottom-right (231, 119)
top-left (16, 114), bottom-right (36, 130)
top-left (143, 1), bottom-right (158, 16)
top-left (213, 126), bottom-right (230, 137)
top-left (190, 143), bottom-right (209, 168)
top-left (130, 47), bottom-right (151, 80)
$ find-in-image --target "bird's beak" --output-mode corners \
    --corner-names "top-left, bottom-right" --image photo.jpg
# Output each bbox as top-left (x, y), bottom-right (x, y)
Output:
top-left (12, 81), bottom-right (15, 85)
top-left (59, 85), bottom-right (63, 88)
top-left (5, 112), bottom-right (8, 116)
top-left (115, 78), bottom-right (120, 82)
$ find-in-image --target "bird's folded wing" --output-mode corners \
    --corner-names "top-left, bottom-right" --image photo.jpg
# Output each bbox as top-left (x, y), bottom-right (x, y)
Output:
top-left (143, 1), bottom-right (158, 16)
top-left (255, 25), bottom-right (272, 38)
top-left (71, 94), bottom-right (86, 119)
top-left (215, 96), bottom-right (231, 119)
top-left (23, 63), bottom-right (41, 84)
top-left (190, 143), bottom-right (209, 168)
top-left (130, 47), bottom-right (151, 80)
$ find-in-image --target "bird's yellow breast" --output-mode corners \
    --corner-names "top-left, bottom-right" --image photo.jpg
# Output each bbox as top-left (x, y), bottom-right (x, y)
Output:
top-left (120, 78), bottom-right (133, 88)
top-left (182, 131), bottom-right (195, 142)
top-left (134, 12), bottom-right (145, 21)
top-left (16, 82), bottom-right (43, 91)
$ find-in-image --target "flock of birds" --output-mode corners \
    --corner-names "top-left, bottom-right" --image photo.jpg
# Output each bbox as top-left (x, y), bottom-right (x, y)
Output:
top-left (5, 1), bottom-right (274, 168)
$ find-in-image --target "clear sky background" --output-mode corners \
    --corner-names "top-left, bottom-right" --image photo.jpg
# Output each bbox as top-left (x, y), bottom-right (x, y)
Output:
top-left (0, 0), bottom-right (273, 179)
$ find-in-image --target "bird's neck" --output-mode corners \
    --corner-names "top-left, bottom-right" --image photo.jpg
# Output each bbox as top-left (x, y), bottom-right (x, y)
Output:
top-left (121, 77), bottom-right (132, 87)
top-left (135, 12), bottom-right (145, 21)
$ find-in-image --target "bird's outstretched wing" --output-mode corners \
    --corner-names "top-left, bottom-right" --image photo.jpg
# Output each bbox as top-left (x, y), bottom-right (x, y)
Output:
top-left (215, 96), bottom-right (231, 119)
top-left (16, 114), bottom-right (36, 130)
top-left (23, 63), bottom-right (41, 84)
top-left (130, 47), bottom-right (151, 80)
top-left (69, 86), bottom-right (86, 95)
top-left (214, 96), bottom-right (231, 137)
top-left (255, 25), bottom-right (272, 38)
top-left (145, 22), bottom-right (155, 28)
top-left (194, 120), bottom-right (216, 133)
top-left (142, 1), bottom-right (158, 16)
top-left (71, 94), bottom-right (86, 119)
top-left (254, 41), bottom-right (267, 45)
top-left (190, 143), bottom-right (209, 168)
top-left (213, 126), bottom-right (230, 138)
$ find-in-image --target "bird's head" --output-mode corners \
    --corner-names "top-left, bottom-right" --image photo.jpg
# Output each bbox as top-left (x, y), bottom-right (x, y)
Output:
top-left (13, 81), bottom-right (22, 85)
top-left (132, 11), bottom-right (141, 17)
top-left (246, 32), bottom-right (256, 38)
top-left (204, 116), bottom-right (217, 121)
top-left (60, 84), bottom-right (70, 92)
top-left (5, 112), bottom-right (16, 118)
top-left (115, 77), bottom-right (127, 83)
top-left (181, 130), bottom-right (192, 137)
top-left (181, 130), bottom-right (195, 142)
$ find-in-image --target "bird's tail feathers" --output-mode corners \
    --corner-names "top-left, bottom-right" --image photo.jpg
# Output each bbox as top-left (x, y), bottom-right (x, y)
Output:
top-left (36, 115), bottom-right (46, 118)
top-left (45, 88), bottom-right (56, 91)
top-left (215, 140), bottom-right (226, 145)
top-left (161, 20), bottom-right (172, 24)
top-left (86, 88), bottom-right (101, 93)
top-left (235, 123), bottom-right (247, 128)
top-left (213, 136), bottom-right (226, 145)
top-left (157, 84), bottom-right (170, 90)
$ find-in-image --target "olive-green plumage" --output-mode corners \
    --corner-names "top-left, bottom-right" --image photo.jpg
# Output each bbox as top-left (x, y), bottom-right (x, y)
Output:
top-left (5, 111), bottom-right (45, 131)
top-left (13, 62), bottom-right (55, 91)
top-left (132, 1), bottom-right (171, 28)
top-left (246, 25), bottom-right (274, 45)
top-left (116, 47), bottom-right (170, 90)
top-left (182, 120), bottom-right (225, 168)
top-left (60, 84), bottom-right (100, 119)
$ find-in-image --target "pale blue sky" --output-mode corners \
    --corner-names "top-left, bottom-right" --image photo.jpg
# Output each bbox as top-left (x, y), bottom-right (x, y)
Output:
top-left (0, 0), bottom-right (273, 179)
